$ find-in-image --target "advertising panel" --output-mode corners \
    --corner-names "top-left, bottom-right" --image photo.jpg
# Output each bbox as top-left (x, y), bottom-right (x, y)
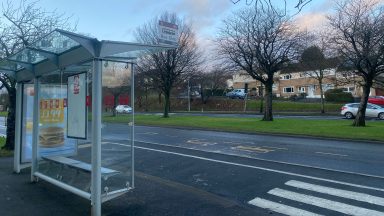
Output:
top-left (67, 73), bottom-right (87, 139)
top-left (21, 84), bottom-right (77, 163)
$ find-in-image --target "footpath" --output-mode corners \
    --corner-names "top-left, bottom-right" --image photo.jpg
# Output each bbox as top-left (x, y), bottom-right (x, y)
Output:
top-left (0, 156), bottom-right (254, 216)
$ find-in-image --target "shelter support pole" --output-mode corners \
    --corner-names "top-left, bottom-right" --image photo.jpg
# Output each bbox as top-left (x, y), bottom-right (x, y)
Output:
top-left (131, 63), bottom-right (135, 188)
top-left (31, 78), bottom-right (40, 182)
top-left (91, 59), bottom-right (102, 216)
top-left (13, 83), bottom-right (22, 173)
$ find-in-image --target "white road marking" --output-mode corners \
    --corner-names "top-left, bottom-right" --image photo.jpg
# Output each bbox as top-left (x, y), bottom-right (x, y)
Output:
top-left (78, 144), bottom-right (92, 149)
top-left (268, 188), bottom-right (384, 216)
top-left (136, 132), bottom-right (158, 135)
top-left (315, 152), bottom-right (348, 157)
top-left (286, 180), bottom-right (384, 206)
top-left (132, 139), bottom-right (384, 179)
top-left (104, 141), bottom-right (384, 192)
top-left (248, 198), bottom-right (323, 216)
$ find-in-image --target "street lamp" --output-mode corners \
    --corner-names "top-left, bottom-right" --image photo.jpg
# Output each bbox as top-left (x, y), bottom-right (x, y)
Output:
top-left (187, 79), bottom-right (190, 112)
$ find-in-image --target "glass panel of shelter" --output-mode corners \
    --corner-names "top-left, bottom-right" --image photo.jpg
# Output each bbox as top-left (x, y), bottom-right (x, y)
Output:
top-left (19, 59), bottom-right (133, 200)
top-left (101, 60), bottom-right (133, 195)
top-left (35, 63), bottom-right (93, 193)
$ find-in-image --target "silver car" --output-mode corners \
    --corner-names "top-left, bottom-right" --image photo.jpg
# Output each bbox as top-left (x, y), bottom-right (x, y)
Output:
top-left (115, 105), bottom-right (132, 114)
top-left (341, 103), bottom-right (384, 119)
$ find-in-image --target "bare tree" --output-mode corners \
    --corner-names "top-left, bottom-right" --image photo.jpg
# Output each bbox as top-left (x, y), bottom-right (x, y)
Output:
top-left (300, 46), bottom-right (339, 113)
top-left (0, 0), bottom-right (74, 150)
top-left (217, 6), bottom-right (304, 121)
top-left (135, 12), bottom-right (201, 118)
top-left (196, 68), bottom-right (231, 104)
top-left (231, 0), bottom-right (312, 13)
top-left (328, 0), bottom-right (384, 126)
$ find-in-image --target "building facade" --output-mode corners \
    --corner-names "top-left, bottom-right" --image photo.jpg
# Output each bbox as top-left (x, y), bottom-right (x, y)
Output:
top-left (230, 69), bottom-right (381, 98)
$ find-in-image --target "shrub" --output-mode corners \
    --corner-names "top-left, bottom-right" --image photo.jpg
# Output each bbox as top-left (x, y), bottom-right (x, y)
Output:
top-left (324, 89), bottom-right (354, 103)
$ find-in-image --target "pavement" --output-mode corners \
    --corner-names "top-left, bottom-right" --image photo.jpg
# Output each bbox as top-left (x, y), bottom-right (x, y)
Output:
top-left (0, 156), bottom-right (256, 216)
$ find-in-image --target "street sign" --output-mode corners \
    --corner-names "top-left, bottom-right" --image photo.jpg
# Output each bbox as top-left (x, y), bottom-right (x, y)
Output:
top-left (158, 20), bottom-right (178, 46)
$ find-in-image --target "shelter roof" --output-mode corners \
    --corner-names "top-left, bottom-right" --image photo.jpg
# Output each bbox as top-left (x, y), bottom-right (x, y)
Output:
top-left (0, 29), bottom-right (175, 82)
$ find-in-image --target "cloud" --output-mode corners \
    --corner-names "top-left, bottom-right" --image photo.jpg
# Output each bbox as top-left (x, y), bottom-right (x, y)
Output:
top-left (294, 12), bottom-right (328, 31)
top-left (175, 0), bottom-right (232, 33)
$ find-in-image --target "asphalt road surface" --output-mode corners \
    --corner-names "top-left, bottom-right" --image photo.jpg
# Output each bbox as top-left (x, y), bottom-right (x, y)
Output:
top-left (3, 116), bottom-right (384, 215)
top-left (89, 138), bottom-right (384, 215)
top-left (102, 124), bottom-right (384, 178)
top-left (94, 123), bottom-right (384, 215)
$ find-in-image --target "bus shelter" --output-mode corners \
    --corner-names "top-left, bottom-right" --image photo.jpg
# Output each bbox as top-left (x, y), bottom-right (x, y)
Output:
top-left (0, 29), bottom-right (174, 215)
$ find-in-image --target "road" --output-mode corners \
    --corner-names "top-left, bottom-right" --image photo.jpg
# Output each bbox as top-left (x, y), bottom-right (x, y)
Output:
top-left (102, 124), bottom-right (384, 177)
top-left (93, 138), bottom-right (384, 215)
top-left (3, 116), bottom-right (384, 215)
top-left (95, 123), bottom-right (384, 215)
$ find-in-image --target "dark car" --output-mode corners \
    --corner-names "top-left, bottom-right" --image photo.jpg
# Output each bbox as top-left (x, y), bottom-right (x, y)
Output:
top-left (368, 96), bottom-right (384, 106)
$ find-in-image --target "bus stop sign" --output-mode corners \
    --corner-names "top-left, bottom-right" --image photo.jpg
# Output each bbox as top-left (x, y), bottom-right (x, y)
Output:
top-left (158, 20), bottom-right (178, 46)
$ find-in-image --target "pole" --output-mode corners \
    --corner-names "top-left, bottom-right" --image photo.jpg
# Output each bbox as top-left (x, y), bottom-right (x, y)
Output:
top-left (91, 59), bottom-right (102, 216)
top-left (14, 83), bottom-right (22, 173)
top-left (31, 78), bottom-right (40, 182)
top-left (130, 63), bottom-right (135, 189)
top-left (187, 79), bottom-right (190, 112)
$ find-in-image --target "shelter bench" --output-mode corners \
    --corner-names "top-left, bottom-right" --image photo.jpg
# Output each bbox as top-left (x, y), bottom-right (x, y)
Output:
top-left (42, 156), bottom-right (120, 181)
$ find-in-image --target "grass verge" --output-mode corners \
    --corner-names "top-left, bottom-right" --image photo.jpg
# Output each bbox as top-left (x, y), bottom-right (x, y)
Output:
top-left (103, 114), bottom-right (384, 142)
top-left (0, 136), bottom-right (12, 157)
top-left (0, 112), bottom-right (8, 117)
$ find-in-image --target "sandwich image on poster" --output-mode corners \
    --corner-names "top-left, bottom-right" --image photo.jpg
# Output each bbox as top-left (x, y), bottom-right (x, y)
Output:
top-left (39, 126), bottom-right (64, 148)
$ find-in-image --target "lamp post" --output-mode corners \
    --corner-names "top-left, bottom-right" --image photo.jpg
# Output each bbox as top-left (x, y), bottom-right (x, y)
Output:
top-left (187, 79), bottom-right (191, 112)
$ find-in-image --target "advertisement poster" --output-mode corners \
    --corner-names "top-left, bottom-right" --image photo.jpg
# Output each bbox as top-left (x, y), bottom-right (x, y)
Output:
top-left (67, 73), bottom-right (87, 139)
top-left (21, 84), bottom-right (77, 163)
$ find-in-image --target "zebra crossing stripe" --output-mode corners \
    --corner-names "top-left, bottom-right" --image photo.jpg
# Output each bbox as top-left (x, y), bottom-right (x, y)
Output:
top-left (248, 197), bottom-right (324, 216)
top-left (286, 180), bottom-right (384, 206)
top-left (269, 188), bottom-right (384, 216)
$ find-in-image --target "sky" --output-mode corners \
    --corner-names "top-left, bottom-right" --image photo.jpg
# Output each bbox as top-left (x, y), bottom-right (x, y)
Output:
top-left (27, 0), bottom-right (333, 40)
top-left (0, 0), bottom-right (336, 61)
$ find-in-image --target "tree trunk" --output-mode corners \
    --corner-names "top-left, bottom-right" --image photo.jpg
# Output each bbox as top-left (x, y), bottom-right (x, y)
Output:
top-left (113, 94), bottom-right (119, 117)
top-left (353, 82), bottom-right (371, 127)
top-left (163, 90), bottom-right (170, 118)
top-left (259, 84), bottom-right (264, 113)
top-left (262, 82), bottom-right (273, 121)
top-left (3, 88), bottom-right (16, 150)
top-left (145, 87), bottom-right (148, 112)
top-left (319, 80), bottom-right (325, 114)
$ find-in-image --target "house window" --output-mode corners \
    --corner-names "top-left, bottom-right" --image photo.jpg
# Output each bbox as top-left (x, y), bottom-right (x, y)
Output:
top-left (281, 74), bottom-right (292, 80)
top-left (298, 86), bottom-right (306, 93)
top-left (342, 87), bottom-right (355, 93)
top-left (283, 87), bottom-right (294, 93)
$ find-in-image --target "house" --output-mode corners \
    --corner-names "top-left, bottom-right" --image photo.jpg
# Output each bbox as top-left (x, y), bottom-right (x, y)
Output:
top-left (229, 69), bottom-right (381, 99)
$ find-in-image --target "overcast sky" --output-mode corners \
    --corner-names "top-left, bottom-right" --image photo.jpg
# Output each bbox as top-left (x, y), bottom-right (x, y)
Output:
top-left (0, 0), bottom-right (337, 63)
top-left (27, 0), bottom-right (333, 40)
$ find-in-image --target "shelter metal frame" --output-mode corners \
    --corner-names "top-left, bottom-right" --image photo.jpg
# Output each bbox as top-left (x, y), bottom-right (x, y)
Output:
top-left (0, 29), bottom-right (175, 216)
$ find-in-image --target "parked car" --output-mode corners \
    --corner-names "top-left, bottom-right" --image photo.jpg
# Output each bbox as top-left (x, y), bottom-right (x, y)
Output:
top-left (341, 103), bottom-right (384, 119)
top-left (115, 105), bottom-right (132, 114)
top-left (368, 96), bottom-right (384, 106)
top-left (226, 89), bottom-right (247, 99)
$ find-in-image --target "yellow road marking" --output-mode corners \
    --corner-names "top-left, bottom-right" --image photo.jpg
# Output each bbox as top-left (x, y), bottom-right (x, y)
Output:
top-left (235, 145), bottom-right (275, 153)
top-left (186, 139), bottom-right (217, 146)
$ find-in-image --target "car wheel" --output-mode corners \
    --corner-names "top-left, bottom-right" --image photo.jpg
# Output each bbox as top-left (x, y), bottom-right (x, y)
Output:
top-left (344, 112), bottom-right (354, 119)
top-left (378, 112), bottom-right (384, 120)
